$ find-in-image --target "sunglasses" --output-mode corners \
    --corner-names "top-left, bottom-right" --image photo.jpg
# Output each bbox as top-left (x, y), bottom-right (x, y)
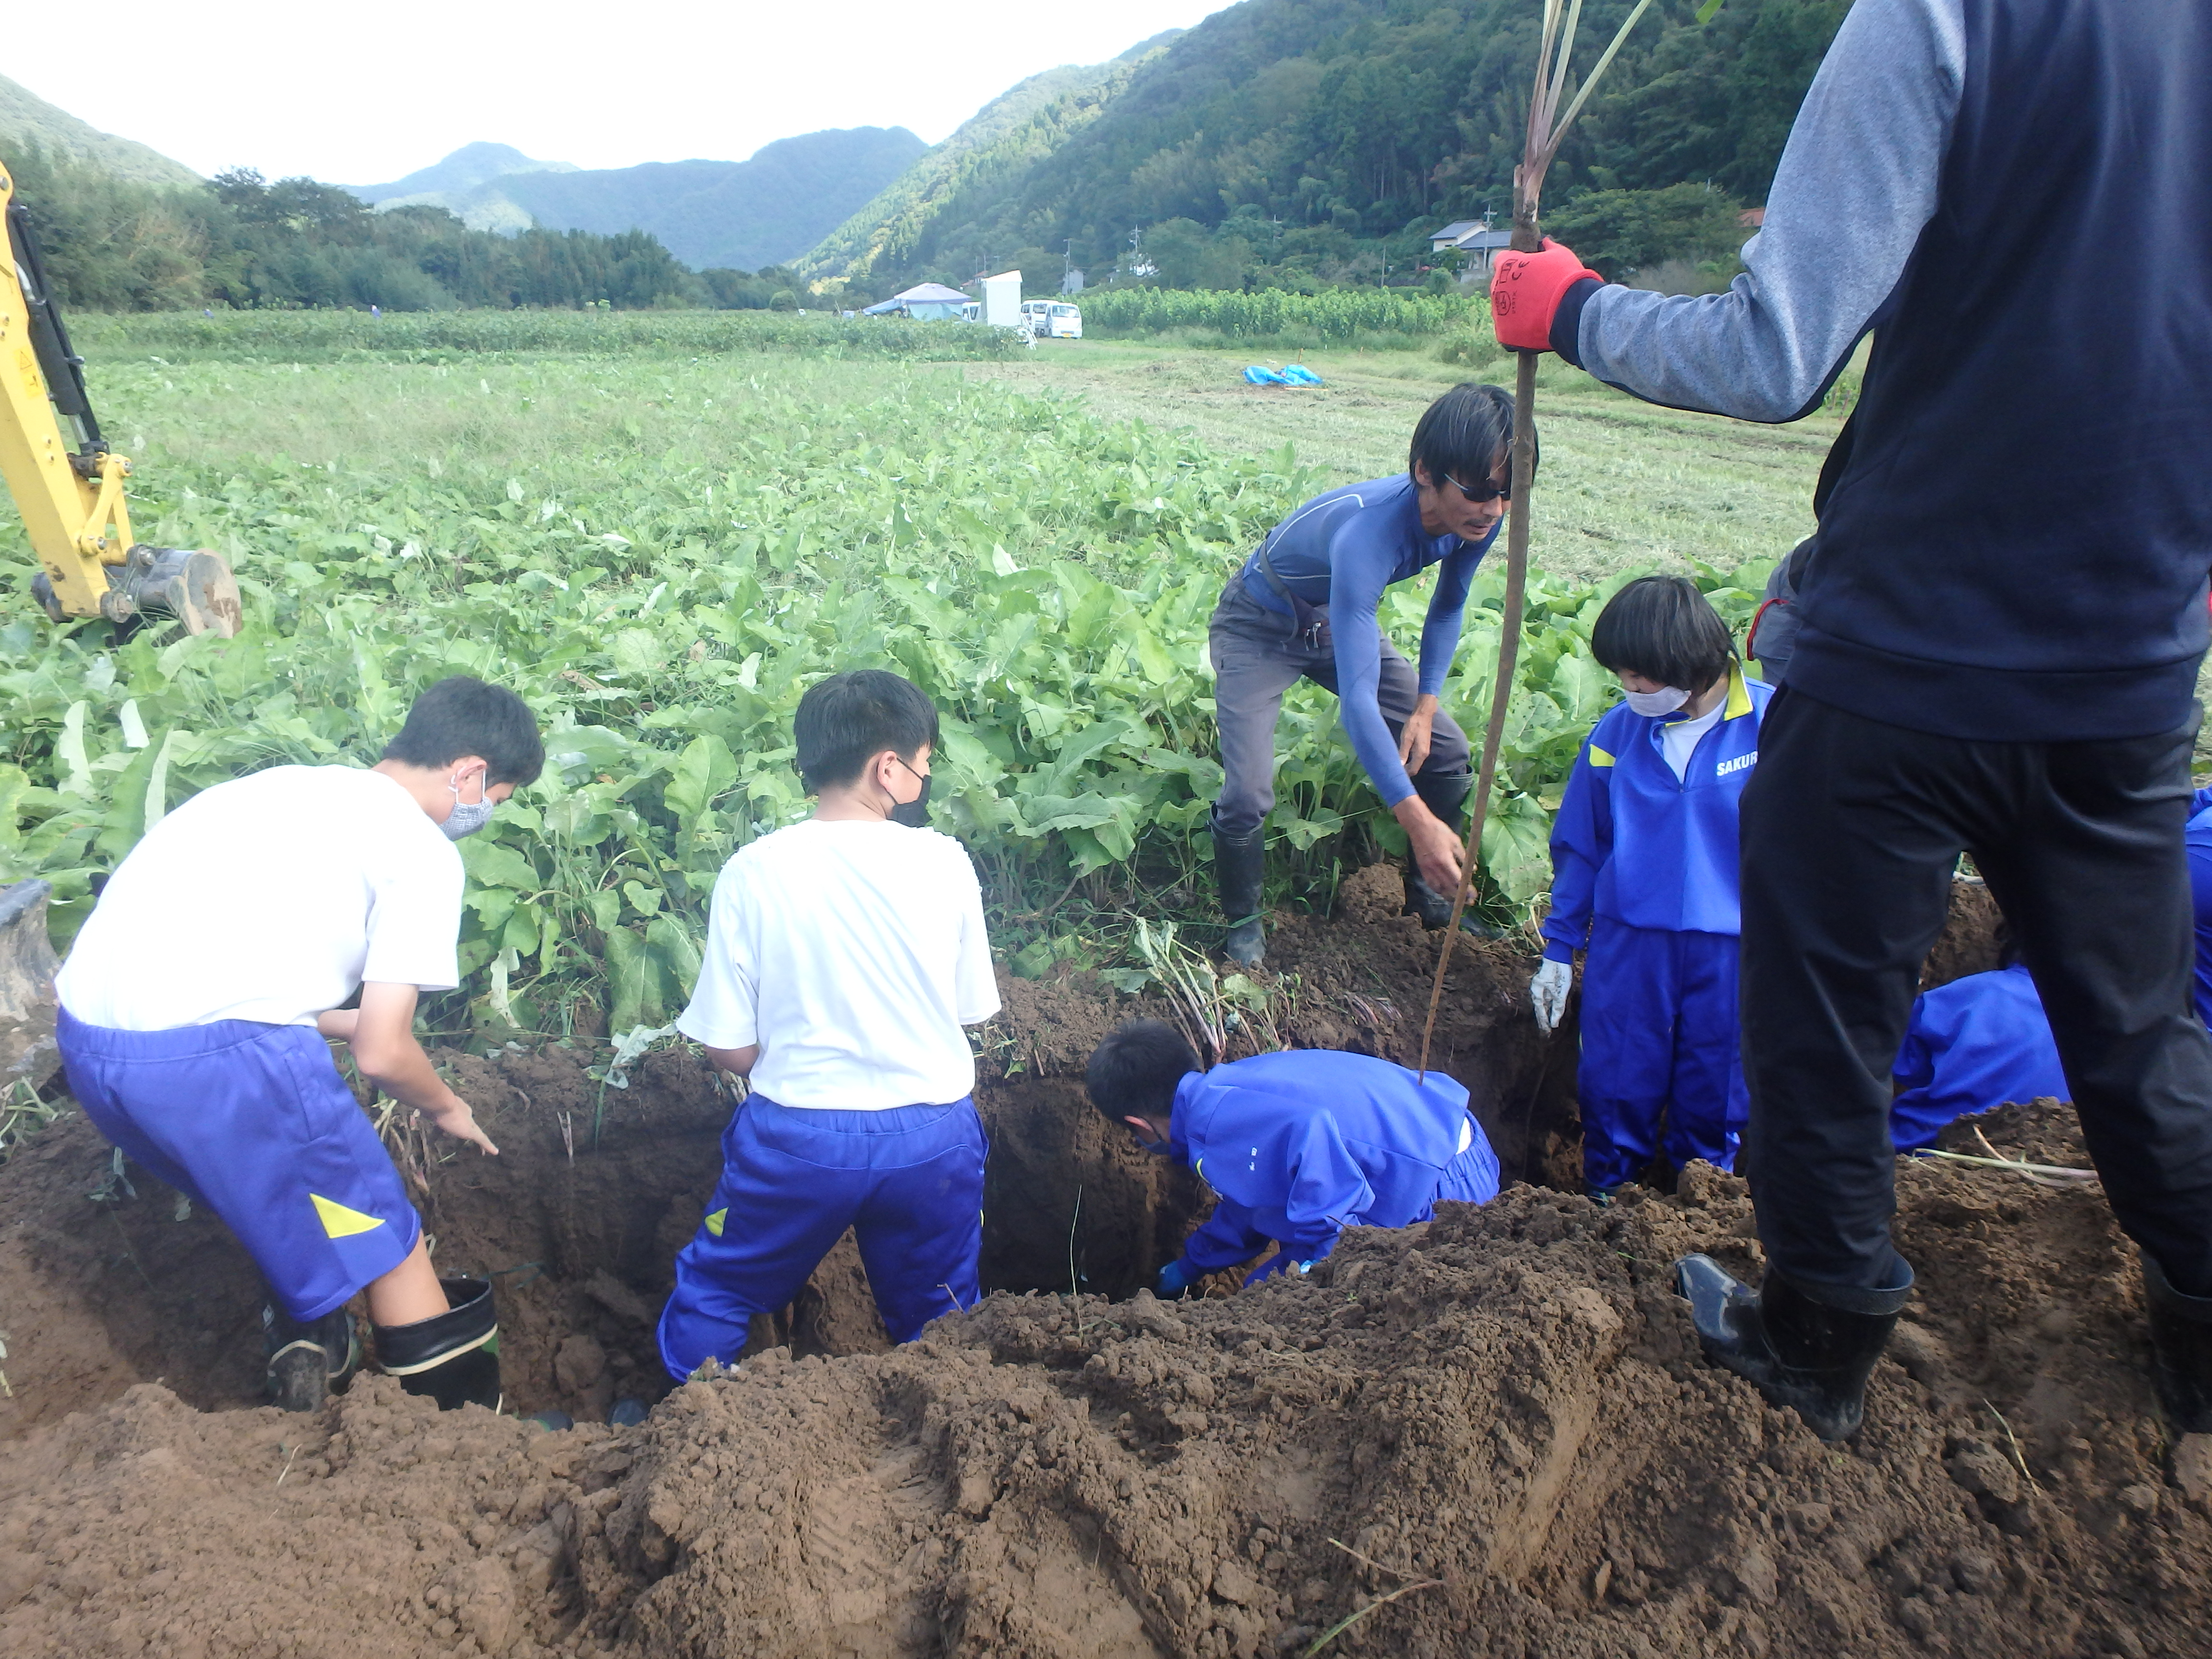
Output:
top-left (1441, 470), bottom-right (1513, 504)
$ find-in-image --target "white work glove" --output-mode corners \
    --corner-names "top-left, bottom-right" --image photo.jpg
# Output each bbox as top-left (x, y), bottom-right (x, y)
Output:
top-left (1531, 959), bottom-right (1573, 1034)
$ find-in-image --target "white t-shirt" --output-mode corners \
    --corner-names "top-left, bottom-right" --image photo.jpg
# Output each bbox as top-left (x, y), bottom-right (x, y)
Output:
top-left (678, 818), bottom-right (1000, 1110)
top-left (1660, 701), bottom-right (1725, 783)
top-left (57, 766), bottom-right (464, 1031)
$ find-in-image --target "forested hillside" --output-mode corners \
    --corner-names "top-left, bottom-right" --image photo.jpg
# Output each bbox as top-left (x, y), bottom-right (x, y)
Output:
top-left (793, 36), bottom-right (1178, 289)
top-left (3, 145), bottom-right (695, 312)
top-left (813, 0), bottom-right (1846, 296)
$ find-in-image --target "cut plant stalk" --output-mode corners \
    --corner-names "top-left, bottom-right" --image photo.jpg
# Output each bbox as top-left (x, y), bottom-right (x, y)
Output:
top-left (1420, 0), bottom-right (1653, 1078)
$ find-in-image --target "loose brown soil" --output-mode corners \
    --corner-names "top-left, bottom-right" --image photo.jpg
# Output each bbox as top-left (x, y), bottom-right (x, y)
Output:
top-left (11, 869), bottom-right (2194, 1659)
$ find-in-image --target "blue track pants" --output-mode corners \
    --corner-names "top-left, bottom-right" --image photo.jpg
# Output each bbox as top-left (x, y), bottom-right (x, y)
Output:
top-left (1576, 917), bottom-right (1748, 1190)
top-left (657, 1096), bottom-right (986, 1380)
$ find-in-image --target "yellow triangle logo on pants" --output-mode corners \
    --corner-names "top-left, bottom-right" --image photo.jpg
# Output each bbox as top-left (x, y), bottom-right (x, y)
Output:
top-left (311, 1193), bottom-right (387, 1239)
top-left (704, 1208), bottom-right (727, 1238)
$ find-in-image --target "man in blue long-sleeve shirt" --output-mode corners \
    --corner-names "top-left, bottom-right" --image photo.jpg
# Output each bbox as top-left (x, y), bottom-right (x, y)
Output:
top-left (1208, 383), bottom-right (1525, 965)
top-left (1085, 1020), bottom-right (1499, 1290)
top-left (1495, 0), bottom-right (2212, 1443)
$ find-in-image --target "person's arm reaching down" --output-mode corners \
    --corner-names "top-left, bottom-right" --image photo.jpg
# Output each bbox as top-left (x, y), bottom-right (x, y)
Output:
top-left (329, 982), bottom-right (498, 1154)
top-left (1540, 0), bottom-right (1966, 422)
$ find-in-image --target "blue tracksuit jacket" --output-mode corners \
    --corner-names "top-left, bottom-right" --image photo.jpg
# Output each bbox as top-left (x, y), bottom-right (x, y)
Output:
top-left (1541, 664), bottom-right (1772, 961)
top-left (1541, 667), bottom-right (1770, 1189)
top-left (2188, 788), bottom-right (2212, 1030)
top-left (1235, 475), bottom-right (1498, 807)
top-left (1890, 963), bottom-right (2068, 1152)
top-left (1168, 1049), bottom-right (1498, 1283)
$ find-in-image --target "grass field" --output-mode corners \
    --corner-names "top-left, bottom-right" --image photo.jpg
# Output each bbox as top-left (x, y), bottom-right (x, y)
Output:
top-left (977, 338), bottom-right (1833, 585)
top-left (0, 318), bottom-right (1836, 1032)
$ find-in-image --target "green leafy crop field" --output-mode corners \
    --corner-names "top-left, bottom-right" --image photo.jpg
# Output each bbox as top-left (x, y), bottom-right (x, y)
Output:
top-left (0, 317), bottom-right (1829, 1038)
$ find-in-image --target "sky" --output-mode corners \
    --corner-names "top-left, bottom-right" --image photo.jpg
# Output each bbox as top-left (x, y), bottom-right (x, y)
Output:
top-left (5, 0), bottom-right (1234, 184)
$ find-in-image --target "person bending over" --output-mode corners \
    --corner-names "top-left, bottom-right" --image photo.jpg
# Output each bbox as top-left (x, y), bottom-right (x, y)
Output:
top-left (1086, 1019), bottom-right (1499, 1291)
top-left (1208, 382), bottom-right (1528, 965)
top-left (2188, 789), bottom-right (2212, 1031)
top-left (54, 676), bottom-right (541, 1412)
top-left (658, 669), bottom-right (999, 1378)
top-left (1890, 931), bottom-right (2068, 1154)
top-left (1532, 577), bottom-right (1771, 1200)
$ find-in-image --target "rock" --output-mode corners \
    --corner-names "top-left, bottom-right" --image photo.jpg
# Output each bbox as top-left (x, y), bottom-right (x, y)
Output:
top-left (2173, 1434), bottom-right (2212, 1506)
top-left (1946, 1440), bottom-right (2022, 1505)
top-left (441, 1558), bottom-right (516, 1655)
top-left (1887, 1322), bottom-right (1949, 1385)
top-left (1732, 1544), bottom-right (1779, 1607)
top-left (0, 880), bottom-right (59, 1086)
top-left (1211, 1562), bottom-right (1261, 1606)
top-left (1559, 1285), bottom-right (1623, 1336)
top-left (554, 1334), bottom-right (608, 1394)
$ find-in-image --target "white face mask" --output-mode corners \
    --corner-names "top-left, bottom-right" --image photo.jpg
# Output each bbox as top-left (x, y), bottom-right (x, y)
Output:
top-left (1623, 685), bottom-right (1691, 718)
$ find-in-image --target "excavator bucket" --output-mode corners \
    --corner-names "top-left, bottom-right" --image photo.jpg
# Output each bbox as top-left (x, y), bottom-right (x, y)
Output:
top-left (116, 546), bottom-right (243, 637)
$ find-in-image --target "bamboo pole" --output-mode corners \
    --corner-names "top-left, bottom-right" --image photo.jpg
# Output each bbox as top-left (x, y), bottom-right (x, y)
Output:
top-left (1419, 0), bottom-right (1651, 1080)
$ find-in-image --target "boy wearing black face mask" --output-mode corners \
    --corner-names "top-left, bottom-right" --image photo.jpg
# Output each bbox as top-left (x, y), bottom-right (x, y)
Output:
top-left (659, 669), bottom-right (998, 1377)
top-left (53, 676), bottom-right (542, 1413)
top-left (1531, 577), bottom-right (1771, 1200)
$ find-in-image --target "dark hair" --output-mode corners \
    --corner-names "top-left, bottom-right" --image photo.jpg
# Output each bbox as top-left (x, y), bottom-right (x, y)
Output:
top-left (794, 669), bottom-right (940, 793)
top-left (1408, 382), bottom-right (1534, 493)
top-left (1086, 1019), bottom-right (1200, 1123)
top-left (383, 677), bottom-right (544, 787)
top-left (1590, 576), bottom-right (1735, 693)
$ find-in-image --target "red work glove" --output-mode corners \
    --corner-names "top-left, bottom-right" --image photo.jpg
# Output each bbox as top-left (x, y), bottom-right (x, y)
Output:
top-left (1490, 239), bottom-right (1602, 353)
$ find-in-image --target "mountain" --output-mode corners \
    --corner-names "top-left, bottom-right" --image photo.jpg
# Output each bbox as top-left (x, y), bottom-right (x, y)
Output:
top-left (794, 35), bottom-right (1180, 289)
top-left (0, 72), bottom-right (201, 189)
top-left (353, 142), bottom-right (579, 204)
top-left (797, 0), bottom-right (1846, 289)
top-left (349, 127), bottom-right (927, 270)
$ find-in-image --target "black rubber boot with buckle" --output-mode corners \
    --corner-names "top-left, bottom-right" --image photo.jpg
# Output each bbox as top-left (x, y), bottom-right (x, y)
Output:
top-left (263, 1302), bottom-right (362, 1413)
top-left (374, 1276), bottom-right (502, 1413)
top-left (1675, 1254), bottom-right (1910, 1442)
top-left (1212, 814), bottom-right (1267, 968)
top-left (2142, 1250), bottom-right (2212, 1433)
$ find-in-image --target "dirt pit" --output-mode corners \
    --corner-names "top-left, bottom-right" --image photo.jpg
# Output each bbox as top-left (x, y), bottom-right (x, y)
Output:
top-left (9, 867), bottom-right (2178, 1659)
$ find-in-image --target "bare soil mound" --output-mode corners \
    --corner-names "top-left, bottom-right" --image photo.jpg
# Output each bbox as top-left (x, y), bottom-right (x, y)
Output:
top-left (2, 865), bottom-right (2119, 1659)
top-left (5, 1105), bottom-right (2207, 1659)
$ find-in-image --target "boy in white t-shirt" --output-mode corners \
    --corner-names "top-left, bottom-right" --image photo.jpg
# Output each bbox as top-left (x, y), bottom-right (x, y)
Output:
top-left (658, 669), bottom-right (999, 1378)
top-left (53, 677), bottom-right (543, 1412)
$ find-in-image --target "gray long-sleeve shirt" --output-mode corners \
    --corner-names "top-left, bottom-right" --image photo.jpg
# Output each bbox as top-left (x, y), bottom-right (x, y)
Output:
top-left (1574, 0), bottom-right (1966, 423)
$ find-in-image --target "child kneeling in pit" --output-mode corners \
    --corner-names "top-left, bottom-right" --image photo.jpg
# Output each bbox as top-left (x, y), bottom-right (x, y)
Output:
top-left (659, 669), bottom-right (999, 1377)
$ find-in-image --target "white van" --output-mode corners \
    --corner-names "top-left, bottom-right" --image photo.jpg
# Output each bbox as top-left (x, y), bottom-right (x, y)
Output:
top-left (1020, 299), bottom-right (1083, 339)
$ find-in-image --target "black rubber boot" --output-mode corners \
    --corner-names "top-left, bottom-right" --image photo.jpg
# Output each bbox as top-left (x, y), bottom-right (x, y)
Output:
top-left (374, 1276), bottom-right (502, 1413)
top-left (1402, 771), bottom-right (1495, 936)
top-left (1675, 1254), bottom-right (1908, 1442)
top-left (2142, 1251), bottom-right (2212, 1433)
top-left (1212, 816), bottom-right (1267, 968)
top-left (263, 1303), bottom-right (361, 1413)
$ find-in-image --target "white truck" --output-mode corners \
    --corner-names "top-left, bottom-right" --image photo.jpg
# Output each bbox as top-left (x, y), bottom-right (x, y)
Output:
top-left (1019, 299), bottom-right (1083, 339)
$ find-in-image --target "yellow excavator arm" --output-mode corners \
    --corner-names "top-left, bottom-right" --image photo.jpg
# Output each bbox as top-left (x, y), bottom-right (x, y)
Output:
top-left (0, 160), bottom-right (239, 636)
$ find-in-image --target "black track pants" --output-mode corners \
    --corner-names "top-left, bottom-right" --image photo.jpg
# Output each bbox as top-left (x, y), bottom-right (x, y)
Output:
top-left (1738, 686), bottom-right (2212, 1298)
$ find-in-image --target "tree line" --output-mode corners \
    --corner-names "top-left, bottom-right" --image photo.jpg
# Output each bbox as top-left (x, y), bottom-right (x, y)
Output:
top-left (5, 144), bottom-right (811, 314)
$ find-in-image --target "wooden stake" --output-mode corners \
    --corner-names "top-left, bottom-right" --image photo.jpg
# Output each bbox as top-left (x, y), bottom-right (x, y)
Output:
top-left (1418, 0), bottom-right (1651, 1080)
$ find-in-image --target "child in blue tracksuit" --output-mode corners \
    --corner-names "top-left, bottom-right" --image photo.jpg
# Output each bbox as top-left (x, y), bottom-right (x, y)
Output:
top-left (2188, 788), bottom-right (2212, 1029)
top-left (1085, 1019), bottom-right (1499, 1290)
top-left (658, 670), bottom-right (1000, 1379)
top-left (1534, 576), bottom-right (1772, 1197)
top-left (1890, 952), bottom-right (2068, 1152)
